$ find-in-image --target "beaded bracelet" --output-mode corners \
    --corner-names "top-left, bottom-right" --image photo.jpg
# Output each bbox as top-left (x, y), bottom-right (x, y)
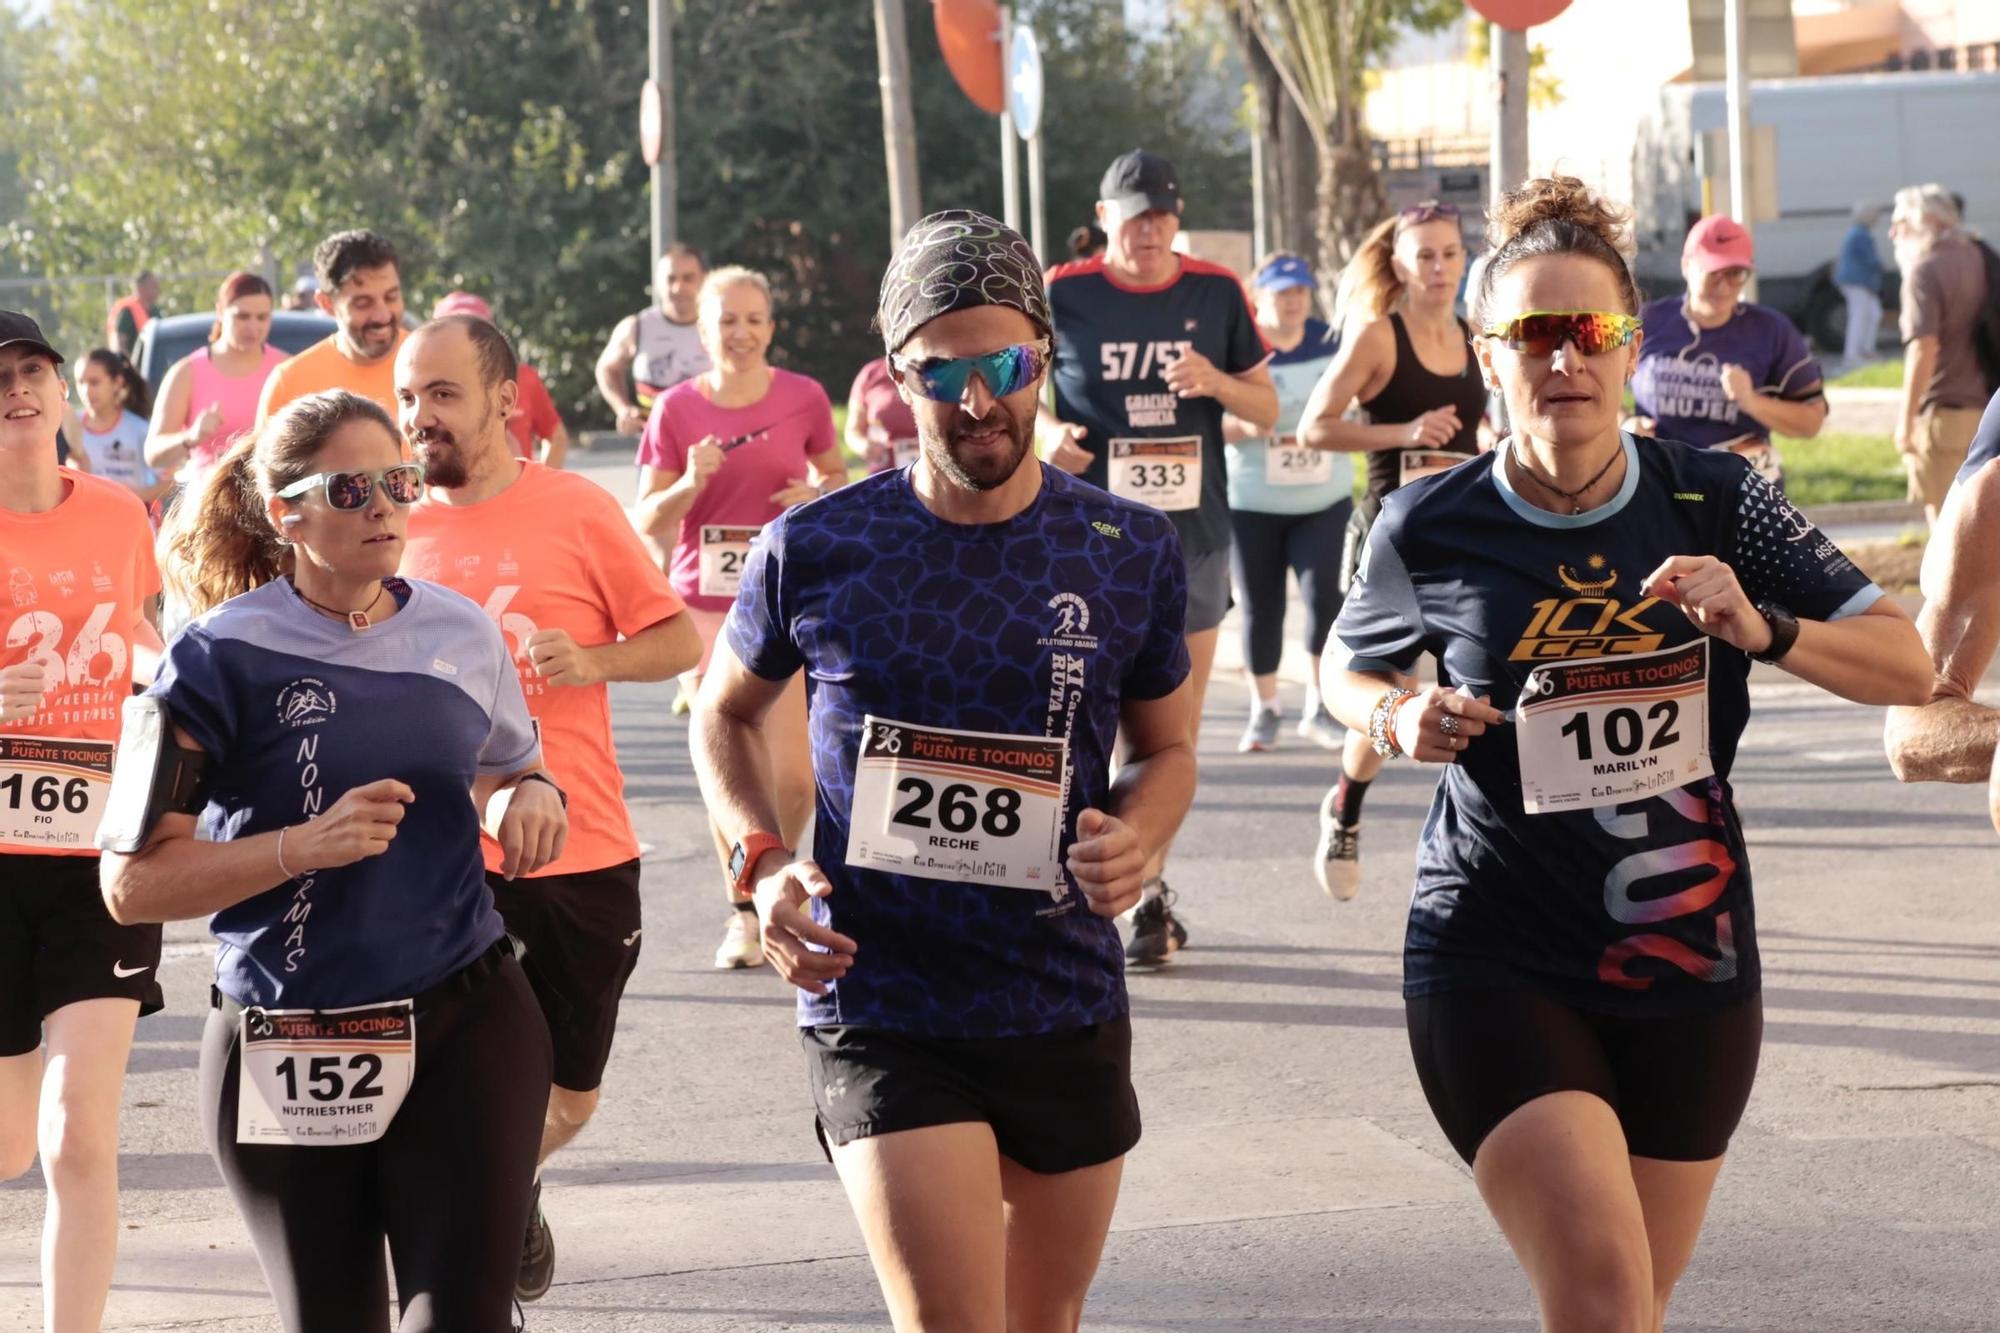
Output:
top-left (1368, 687), bottom-right (1420, 759)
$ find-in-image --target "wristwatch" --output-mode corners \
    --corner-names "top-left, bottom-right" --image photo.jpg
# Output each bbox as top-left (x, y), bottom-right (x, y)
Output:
top-left (513, 771), bottom-right (567, 808)
top-left (727, 831), bottom-right (789, 898)
top-left (1751, 600), bottom-right (1800, 664)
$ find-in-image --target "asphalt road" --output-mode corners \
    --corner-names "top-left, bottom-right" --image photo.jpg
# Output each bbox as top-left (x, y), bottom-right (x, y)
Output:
top-left (4, 450), bottom-right (1996, 1331)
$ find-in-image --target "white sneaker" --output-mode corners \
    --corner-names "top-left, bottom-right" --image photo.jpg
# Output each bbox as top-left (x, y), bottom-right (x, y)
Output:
top-left (1313, 787), bottom-right (1362, 902)
top-left (714, 910), bottom-right (765, 969)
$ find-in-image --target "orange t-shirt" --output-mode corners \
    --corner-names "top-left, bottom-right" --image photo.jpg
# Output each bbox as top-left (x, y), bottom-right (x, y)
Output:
top-left (255, 329), bottom-right (408, 427)
top-left (1, 470), bottom-right (162, 855)
top-left (403, 460), bottom-right (683, 877)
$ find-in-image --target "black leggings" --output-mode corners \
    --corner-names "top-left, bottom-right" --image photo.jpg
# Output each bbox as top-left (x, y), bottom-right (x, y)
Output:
top-left (201, 952), bottom-right (553, 1332)
top-left (1228, 500), bottom-right (1351, 678)
top-left (1406, 984), bottom-right (1763, 1165)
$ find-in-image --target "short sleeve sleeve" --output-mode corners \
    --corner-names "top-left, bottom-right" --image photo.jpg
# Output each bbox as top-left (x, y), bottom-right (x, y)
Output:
top-left (478, 640), bottom-right (542, 775)
top-left (1723, 470), bottom-right (1880, 622)
top-left (1766, 316), bottom-right (1825, 401)
top-left (1123, 529), bottom-right (1191, 700)
top-left (1957, 388), bottom-right (2000, 487)
top-left (1333, 511), bottom-right (1429, 673)
top-left (583, 486), bottom-right (684, 638)
top-left (634, 395), bottom-right (689, 474)
top-left (1222, 280), bottom-right (1271, 376)
top-left (1900, 255), bottom-right (1944, 343)
top-left (522, 368), bottom-right (561, 439)
top-left (804, 379), bottom-right (839, 459)
top-left (148, 627), bottom-right (238, 761)
top-left (723, 515), bottom-right (805, 682)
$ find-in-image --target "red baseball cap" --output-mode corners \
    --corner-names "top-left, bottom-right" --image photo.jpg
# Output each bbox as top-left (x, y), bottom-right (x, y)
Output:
top-left (1683, 215), bottom-right (1754, 272)
top-left (431, 291), bottom-right (493, 321)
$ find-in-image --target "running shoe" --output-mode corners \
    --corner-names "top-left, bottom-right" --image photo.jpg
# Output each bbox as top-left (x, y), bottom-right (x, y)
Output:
top-left (1238, 707), bottom-right (1282, 753)
top-left (1314, 786), bottom-right (1362, 902)
top-left (1296, 705), bottom-right (1344, 752)
top-left (714, 909), bottom-right (765, 970)
top-left (517, 1178), bottom-right (554, 1302)
top-left (1125, 885), bottom-right (1187, 969)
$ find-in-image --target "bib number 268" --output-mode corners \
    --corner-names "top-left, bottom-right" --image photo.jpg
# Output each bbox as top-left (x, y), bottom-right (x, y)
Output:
top-left (892, 778), bottom-right (1021, 838)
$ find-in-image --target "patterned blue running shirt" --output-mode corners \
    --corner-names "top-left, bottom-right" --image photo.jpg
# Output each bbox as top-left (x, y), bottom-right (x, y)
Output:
top-left (150, 578), bottom-right (540, 1010)
top-left (726, 465), bottom-right (1190, 1038)
top-left (1956, 387), bottom-right (2000, 485)
top-left (1336, 436), bottom-right (1881, 1016)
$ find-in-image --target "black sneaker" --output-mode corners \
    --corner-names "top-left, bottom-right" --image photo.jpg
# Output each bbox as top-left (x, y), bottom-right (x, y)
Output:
top-left (517, 1177), bottom-right (554, 1302)
top-left (1125, 885), bottom-right (1187, 969)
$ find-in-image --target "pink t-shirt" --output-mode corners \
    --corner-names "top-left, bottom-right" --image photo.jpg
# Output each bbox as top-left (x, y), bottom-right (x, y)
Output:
top-left (186, 343), bottom-right (288, 466)
top-left (636, 368), bottom-right (838, 611)
top-left (848, 357), bottom-right (920, 473)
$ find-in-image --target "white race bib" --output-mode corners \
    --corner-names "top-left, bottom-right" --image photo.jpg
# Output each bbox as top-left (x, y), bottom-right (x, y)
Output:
top-left (891, 436), bottom-right (921, 468)
top-left (1724, 438), bottom-right (1784, 485)
top-left (846, 715), bottom-right (1069, 896)
top-left (1264, 435), bottom-right (1334, 487)
top-left (0, 735), bottom-right (112, 852)
top-left (1399, 449), bottom-right (1476, 488)
top-left (237, 1000), bottom-right (415, 1146)
top-left (1108, 437), bottom-right (1202, 512)
top-left (1515, 640), bottom-right (1714, 815)
top-left (697, 524), bottom-right (760, 598)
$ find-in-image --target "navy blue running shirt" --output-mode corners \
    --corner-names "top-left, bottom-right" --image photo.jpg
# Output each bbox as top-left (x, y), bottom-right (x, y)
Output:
top-left (725, 465), bottom-right (1190, 1038)
top-left (1048, 256), bottom-right (1270, 557)
top-left (1336, 435), bottom-right (1881, 1016)
top-left (150, 579), bottom-right (540, 1009)
top-left (1956, 385), bottom-right (2000, 485)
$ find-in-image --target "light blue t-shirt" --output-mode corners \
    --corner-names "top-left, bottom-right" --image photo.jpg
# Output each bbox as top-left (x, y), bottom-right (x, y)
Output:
top-left (1225, 319), bottom-right (1351, 514)
top-left (81, 410), bottom-right (157, 493)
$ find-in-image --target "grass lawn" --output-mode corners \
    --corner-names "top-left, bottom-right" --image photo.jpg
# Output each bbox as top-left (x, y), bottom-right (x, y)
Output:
top-left (1779, 431), bottom-right (1905, 507)
top-left (1829, 359), bottom-right (1903, 390)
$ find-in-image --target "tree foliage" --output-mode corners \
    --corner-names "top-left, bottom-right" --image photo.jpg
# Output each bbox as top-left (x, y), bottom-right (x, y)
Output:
top-left (2, 0), bottom-right (1250, 425)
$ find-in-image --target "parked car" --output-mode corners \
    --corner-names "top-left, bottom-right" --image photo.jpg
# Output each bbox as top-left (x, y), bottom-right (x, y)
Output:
top-left (132, 310), bottom-right (335, 393)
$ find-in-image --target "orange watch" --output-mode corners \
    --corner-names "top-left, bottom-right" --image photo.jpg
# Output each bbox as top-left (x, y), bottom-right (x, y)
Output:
top-left (727, 832), bottom-right (789, 898)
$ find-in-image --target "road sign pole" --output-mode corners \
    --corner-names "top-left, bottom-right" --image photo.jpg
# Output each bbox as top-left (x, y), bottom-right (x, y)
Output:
top-left (1490, 21), bottom-right (1529, 208)
top-left (649, 0), bottom-right (677, 256)
top-left (998, 7), bottom-right (1020, 230)
top-left (873, 0), bottom-right (923, 247)
top-left (1028, 130), bottom-right (1047, 264)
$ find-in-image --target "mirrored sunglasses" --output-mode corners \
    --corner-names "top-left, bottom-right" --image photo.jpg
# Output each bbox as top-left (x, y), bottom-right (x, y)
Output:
top-left (1480, 310), bottom-right (1642, 357)
top-left (893, 341), bottom-right (1050, 403)
top-left (275, 463), bottom-right (427, 510)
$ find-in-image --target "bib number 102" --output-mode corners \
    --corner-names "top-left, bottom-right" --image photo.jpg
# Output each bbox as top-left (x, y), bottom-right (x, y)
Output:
top-left (272, 1054), bottom-right (386, 1103)
top-left (1559, 701), bottom-right (1681, 762)
top-left (892, 778), bottom-right (1021, 838)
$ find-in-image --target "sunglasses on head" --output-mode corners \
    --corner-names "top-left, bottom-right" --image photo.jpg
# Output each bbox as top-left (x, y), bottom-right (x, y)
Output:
top-left (1397, 200), bottom-right (1461, 229)
top-left (275, 463), bottom-right (427, 511)
top-left (1480, 310), bottom-right (1641, 357)
top-left (892, 340), bottom-right (1051, 403)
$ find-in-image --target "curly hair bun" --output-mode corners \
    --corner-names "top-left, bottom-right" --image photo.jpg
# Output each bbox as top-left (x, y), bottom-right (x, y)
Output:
top-left (1487, 175), bottom-right (1634, 259)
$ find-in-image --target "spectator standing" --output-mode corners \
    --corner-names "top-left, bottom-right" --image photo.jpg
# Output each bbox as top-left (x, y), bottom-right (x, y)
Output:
top-left (1836, 204), bottom-right (1885, 371)
top-left (1892, 184), bottom-right (1990, 524)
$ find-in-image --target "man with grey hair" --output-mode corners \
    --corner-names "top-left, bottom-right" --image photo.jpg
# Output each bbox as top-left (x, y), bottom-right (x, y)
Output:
top-left (1893, 183), bottom-right (1989, 523)
top-left (1835, 202), bottom-right (1884, 372)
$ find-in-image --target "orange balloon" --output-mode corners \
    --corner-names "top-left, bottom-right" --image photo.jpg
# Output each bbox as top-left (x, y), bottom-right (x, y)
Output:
top-left (933, 0), bottom-right (1004, 116)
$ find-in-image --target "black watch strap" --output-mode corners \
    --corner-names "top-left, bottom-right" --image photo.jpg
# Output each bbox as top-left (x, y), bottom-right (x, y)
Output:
top-left (515, 771), bottom-right (568, 808)
top-left (1751, 600), bottom-right (1800, 664)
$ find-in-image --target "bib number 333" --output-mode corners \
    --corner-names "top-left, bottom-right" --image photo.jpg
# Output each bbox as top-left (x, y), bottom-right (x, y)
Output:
top-left (846, 715), bottom-right (1069, 895)
top-left (1515, 640), bottom-right (1713, 815)
top-left (237, 1000), bottom-right (415, 1146)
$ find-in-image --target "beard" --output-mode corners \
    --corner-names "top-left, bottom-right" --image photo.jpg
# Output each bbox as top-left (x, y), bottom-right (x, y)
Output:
top-left (410, 400), bottom-right (501, 489)
top-left (925, 402), bottom-right (1034, 492)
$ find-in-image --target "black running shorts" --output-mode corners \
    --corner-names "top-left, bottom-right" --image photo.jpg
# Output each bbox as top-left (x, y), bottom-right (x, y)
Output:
top-left (486, 857), bottom-right (643, 1093)
top-left (1, 853), bottom-right (164, 1056)
top-left (802, 1017), bottom-right (1141, 1175)
top-left (1406, 984), bottom-right (1763, 1165)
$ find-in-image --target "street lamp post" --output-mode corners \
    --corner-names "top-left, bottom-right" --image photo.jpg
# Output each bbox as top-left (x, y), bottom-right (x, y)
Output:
top-left (649, 0), bottom-right (677, 258)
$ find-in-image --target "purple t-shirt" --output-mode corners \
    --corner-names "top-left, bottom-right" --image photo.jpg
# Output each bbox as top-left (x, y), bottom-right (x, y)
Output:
top-left (636, 368), bottom-right (839, 611)
top-left (1631, 298), bottom-right (1824, 449)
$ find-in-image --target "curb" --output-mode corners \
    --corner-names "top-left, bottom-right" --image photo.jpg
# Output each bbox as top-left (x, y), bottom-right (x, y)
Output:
top-left (1804, 498), bottom-right (1924, 527)
top-left (580, 429), bottom-right (640, 454)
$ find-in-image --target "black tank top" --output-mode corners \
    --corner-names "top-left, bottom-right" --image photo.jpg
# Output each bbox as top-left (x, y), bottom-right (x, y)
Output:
top-left (1358, 312), bottom-right (1486, 502)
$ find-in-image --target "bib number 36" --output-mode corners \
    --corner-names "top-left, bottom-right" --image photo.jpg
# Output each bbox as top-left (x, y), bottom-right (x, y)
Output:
top-left (237, 1000), bottom-right (415, 1146)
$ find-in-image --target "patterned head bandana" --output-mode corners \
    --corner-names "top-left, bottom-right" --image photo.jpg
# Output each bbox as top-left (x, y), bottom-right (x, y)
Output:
top-left (877, 209), bottom-right (1051, 354)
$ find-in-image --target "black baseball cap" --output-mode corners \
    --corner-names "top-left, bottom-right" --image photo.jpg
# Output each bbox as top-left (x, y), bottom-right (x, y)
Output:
top-left (0, 310), bottom-right (63, 365)
top-left (1099, 150), bottom-right (1183, 217)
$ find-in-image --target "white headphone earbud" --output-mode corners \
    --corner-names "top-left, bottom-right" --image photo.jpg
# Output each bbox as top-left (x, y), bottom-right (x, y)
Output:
top-left (279, 514), bottom-right (303, 527)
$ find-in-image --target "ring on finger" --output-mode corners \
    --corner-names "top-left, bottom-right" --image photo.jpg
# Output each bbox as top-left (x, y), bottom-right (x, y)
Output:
top-left (1439, 714), bottom-right (1461, 736)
